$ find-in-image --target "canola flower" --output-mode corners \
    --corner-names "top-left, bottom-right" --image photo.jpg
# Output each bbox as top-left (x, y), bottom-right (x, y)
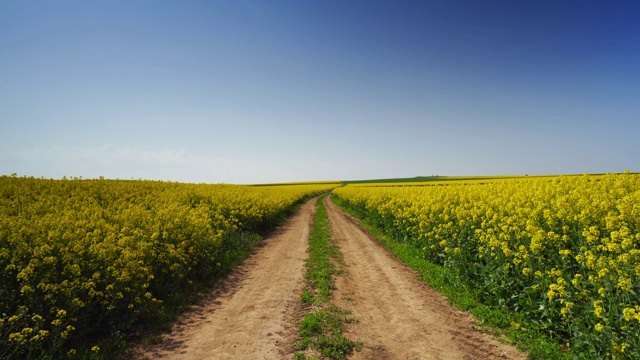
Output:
top-left (333, 172), bottom-right (640, 359)
top-left (0, 176), bottom-right (337, 359)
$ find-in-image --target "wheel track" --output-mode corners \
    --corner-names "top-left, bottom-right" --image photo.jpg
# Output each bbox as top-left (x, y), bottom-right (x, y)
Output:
top-left (134, 198), bottom-right (316, 360)
top-left (325, 196), bottom-right (526, 360)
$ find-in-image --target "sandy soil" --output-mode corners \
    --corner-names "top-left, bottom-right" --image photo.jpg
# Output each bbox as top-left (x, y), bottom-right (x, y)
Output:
top-left (324, 196), bottom-right (527, 360)
top-left (134, 198), bottom-right (316, 360)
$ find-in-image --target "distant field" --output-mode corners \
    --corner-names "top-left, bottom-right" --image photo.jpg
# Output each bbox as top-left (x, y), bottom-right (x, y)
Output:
top-left (244, 173), bottom-right (639, 187)
top-left (341, 173), bottom-right (629, 186)
top-left (250, 180), bottom-right (342, 187)
top-left (342, 175), bottom-right (514, 184)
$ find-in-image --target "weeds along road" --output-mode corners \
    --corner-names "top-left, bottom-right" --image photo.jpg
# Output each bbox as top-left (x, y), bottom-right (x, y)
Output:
top-left (137, 196), bottom-right (526, 359)
top-left (135, 198), bottom-right (316, 360)
top-left (324, 196), bottom-right (527, 360)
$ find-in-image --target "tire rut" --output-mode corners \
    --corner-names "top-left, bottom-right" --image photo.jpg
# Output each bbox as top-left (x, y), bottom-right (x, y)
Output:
top-left (134, 198), bottom-right (316, 360)
top-left (324, 196), bottom-right (527, 360)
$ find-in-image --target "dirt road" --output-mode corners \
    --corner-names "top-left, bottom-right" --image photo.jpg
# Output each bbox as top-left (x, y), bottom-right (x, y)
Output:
top-left (135, 198), bottom-right (316, 359)
top-left (136, 196), bottom-right (526, 359)
top-left (324, 196), bottom-right (526, 360)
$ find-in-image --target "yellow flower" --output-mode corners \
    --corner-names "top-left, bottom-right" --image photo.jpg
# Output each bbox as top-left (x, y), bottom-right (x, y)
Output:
top-left (594, 300), bottom-right (605, 318)
top-left (623, 308), bottom-right (636, 321)
top-left (9, 332), bottom-right (26, 343)
top-left (595, 323), bottom-right (604, 332)
top-left (598, 268), bottom-right (609, 278)
top-left (571, 274), bottom-right (583, 288)
top-left (617, 277), bottom-right (632, 291)
top-left (561, 302), bottom-right (574, 318)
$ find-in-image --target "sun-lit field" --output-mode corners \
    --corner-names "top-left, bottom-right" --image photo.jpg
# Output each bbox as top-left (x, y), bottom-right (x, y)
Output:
top-left (333, 172), bottom-right (640, 359)
top-left (0, 176), bottom-right (337, 359)
top-left (343, 174), bottom-right (612, 187)
top-left (3, 172), bottom-right (639, 359)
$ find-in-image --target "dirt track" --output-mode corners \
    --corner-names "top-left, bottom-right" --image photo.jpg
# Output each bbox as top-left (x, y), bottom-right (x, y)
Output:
top-left (324, 196), bottom-right (526, 360)
top-left (136, 196), bottom-right (526, 359)
top-left (135, 198), bottom-right (315, 359)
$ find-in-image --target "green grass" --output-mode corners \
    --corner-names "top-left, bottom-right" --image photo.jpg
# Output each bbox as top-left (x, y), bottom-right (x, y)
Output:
top-left (331, 195), bottom-right (571, 360)
top-left (295, 306), bottom-right (361, 360)
top-left (302, 197), bottom-right (342, 303)
top-left (295, 196), bottom-right (361, 360)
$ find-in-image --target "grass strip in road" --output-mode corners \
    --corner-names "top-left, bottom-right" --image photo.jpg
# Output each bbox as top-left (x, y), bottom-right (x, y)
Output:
top-left (294, 195), bottom-right (361, 360)
top-left (331, 195), bottom-right (569, 360)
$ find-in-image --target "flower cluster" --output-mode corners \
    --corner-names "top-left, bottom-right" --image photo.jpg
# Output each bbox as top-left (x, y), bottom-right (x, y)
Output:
top-left (333, 173), bottom-right (640, 359)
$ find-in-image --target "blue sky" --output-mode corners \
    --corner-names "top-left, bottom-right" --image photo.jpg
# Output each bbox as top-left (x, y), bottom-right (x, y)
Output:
top-left (1, 0), bottom-right (639, 183)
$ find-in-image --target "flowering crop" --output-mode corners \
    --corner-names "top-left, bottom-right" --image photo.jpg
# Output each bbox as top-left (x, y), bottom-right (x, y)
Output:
top-left (333, 173), bottom-right (640, 359)
top-left (0, 176), bottom-right (336, 359)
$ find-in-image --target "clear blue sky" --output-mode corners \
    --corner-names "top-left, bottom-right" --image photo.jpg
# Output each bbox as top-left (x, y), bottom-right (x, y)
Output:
top-left (1, 0), bottom-right (638, 183)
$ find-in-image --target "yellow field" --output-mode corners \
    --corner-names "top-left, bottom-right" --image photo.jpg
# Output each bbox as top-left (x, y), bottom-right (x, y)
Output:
top-left (0, 176), bottom-right (337, 358)
top-left (333, 172), bottom-right (640, 359)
